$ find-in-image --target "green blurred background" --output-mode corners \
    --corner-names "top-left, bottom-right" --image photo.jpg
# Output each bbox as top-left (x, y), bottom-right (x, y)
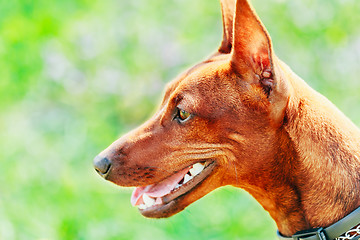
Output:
top-left (1, 0), bottom-right (359, 239)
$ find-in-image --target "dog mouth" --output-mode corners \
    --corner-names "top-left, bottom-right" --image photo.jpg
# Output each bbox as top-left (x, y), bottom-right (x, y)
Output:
top-left (131, 161), bottom-right (216, 216)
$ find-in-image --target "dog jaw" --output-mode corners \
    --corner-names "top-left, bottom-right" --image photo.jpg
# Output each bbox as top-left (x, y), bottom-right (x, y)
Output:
top-left (136, 162), bottom-right (219, 218)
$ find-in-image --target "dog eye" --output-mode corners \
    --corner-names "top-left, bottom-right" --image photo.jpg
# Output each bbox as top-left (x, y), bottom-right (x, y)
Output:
top-left (176, 108), bottom-right (191, 122)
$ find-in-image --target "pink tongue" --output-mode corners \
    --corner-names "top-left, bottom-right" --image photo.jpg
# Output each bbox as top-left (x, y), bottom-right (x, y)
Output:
top-left (131, 167), bottom-right (191, 206)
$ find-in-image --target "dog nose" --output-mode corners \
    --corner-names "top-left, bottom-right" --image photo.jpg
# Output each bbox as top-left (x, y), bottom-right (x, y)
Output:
top-left (93, 156), bottom-right (112, 177)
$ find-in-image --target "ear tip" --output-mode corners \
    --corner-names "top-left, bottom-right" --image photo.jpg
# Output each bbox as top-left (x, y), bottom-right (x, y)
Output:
top-left (219, 0), bottom-right (236, 54)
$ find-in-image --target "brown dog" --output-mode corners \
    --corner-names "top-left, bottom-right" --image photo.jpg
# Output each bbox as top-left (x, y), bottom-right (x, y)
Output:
top-left (94, 0), bottom-right (360, 237)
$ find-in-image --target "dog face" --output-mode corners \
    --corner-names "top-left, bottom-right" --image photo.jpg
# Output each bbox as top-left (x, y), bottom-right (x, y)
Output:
top-left (94, 0), bottom-right (290, 218)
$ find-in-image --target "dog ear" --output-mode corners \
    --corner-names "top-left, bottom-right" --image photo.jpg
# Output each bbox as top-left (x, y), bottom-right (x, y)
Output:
top-left (231, 0), bottom-right (275, 96)
top-left (219, 0), bottom-right (235, 54)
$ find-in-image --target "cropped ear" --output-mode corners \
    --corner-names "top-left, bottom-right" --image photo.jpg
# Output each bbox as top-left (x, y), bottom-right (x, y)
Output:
top-left (231, 0), bottom-right (275, 96)
top-left (218, 0), bottom-right (235, 54)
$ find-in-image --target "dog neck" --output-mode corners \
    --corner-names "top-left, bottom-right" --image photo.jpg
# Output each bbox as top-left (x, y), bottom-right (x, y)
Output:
top-left (237, 60), bottom-right (360, 237)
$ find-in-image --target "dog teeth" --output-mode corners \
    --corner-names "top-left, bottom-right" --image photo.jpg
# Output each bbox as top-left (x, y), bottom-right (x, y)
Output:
top-left (189, 163), bottom-right (204, 176)
top-left (138, 195), bottom-right (162, 210)
top-left (138, 204), bottom-right (147, 210)
top-left (142, 193), bottom-right (155, 208)
top-left (155, 197), bottom-right (162, 205)
top-left (183, 173), bottom-right (192, 184)
top-left (176, 163), bottom-right (205, 188)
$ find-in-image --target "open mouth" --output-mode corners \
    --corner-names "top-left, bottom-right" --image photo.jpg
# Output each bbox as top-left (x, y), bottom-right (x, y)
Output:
top-left (131, 161), bottom-right (216, 214)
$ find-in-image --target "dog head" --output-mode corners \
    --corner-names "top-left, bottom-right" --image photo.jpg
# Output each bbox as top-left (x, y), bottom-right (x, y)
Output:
top-left (94, 0), bottom-right (290, 218)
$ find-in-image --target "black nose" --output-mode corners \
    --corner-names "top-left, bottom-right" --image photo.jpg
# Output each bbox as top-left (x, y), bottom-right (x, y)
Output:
top-left (93, 156), bottom-right (112, 177)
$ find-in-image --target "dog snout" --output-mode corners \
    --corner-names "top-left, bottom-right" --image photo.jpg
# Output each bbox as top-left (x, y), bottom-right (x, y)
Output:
top-left (93, 155), bottom-right (112, 178)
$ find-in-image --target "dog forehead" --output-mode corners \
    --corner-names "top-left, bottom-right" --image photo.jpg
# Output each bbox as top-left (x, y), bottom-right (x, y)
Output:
top-left (168, 59), bottom-right (236, 96)
top-left (161, 61), bottom-right (244, 118)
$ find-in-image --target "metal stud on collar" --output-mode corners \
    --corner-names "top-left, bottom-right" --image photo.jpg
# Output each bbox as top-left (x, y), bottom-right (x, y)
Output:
top-left (336, 224), bottom-right (360, 240)
top-left (291, 227), bottom-right (327, 240)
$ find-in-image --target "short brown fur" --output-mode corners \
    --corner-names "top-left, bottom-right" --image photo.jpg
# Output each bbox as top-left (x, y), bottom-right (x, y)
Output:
top-left (94, 0), bottom-right (360, 237)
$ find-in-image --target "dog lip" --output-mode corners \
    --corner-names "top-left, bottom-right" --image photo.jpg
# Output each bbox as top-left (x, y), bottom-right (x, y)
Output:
top-left (162, 161), bottom-right (216, 204)
top-left (138, 161), bottom-right (216, 217)
top-left (139, 199), bottom-right (179, 218)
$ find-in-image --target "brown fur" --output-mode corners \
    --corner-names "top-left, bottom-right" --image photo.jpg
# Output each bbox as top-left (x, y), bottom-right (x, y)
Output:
top-left (95, 0), bottom-right (360, 236)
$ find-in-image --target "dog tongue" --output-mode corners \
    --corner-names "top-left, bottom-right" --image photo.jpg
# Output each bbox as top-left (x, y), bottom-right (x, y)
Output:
top-left (131, 167), bottom-right (190, 206)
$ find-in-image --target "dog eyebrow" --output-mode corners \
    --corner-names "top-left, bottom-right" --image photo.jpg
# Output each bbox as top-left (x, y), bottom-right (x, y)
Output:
top-left (159, 80), bottom-right (183, 108)
top-left (158, 93), bottom-right (183, 127)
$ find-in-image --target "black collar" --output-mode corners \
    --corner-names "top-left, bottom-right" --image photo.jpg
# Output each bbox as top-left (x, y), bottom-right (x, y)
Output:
top-left (277, 206), bottom-right (360, 240)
